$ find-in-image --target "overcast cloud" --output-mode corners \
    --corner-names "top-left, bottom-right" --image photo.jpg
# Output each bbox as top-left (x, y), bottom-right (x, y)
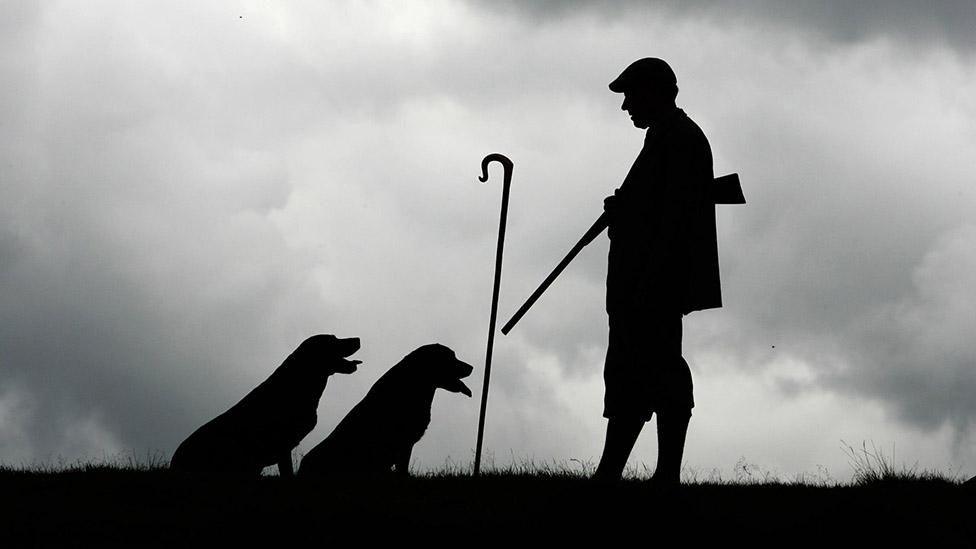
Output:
top-left (488, 1), bottom-right (976, 52)
top-left (1, 1), bottom-right (974, 477)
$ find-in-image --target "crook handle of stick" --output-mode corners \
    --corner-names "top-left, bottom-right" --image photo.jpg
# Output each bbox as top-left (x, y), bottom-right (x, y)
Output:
top-left (479, 153), bottom-right (513, 187)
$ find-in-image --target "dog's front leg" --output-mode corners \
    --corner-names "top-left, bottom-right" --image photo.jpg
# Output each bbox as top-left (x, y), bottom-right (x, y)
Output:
top-left (277, 450), bottom-right (294, 477)
top-left (394, 446), bottom-right (412, 477)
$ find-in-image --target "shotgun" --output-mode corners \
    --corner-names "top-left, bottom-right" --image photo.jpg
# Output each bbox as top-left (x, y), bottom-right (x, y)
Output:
top-left (500, 172), bottom-right (743, 335)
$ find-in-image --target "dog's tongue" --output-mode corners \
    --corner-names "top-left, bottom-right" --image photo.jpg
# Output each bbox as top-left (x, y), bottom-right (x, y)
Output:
top-left (443, 378), bottom-right (472, 397)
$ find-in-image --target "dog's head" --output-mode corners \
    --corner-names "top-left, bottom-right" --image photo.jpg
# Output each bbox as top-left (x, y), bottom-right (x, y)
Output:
top-left (403, 343), bottom-right (474, 397)
top-left (291, 334), bottom-right (362, 377)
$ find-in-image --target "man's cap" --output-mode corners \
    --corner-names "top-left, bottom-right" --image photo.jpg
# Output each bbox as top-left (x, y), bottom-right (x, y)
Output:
top-left (609, 57), bottom-right (678, 94)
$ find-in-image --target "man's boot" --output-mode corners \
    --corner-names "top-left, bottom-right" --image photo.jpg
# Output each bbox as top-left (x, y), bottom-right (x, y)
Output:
top-left (594, 417), bottom-right (644, 481)
top-left (652, 411), bottom-right (690, 486)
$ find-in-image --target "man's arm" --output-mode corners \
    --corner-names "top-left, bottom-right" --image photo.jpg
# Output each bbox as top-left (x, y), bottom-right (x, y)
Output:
top-left (635, 134), bottom-right (712, 298)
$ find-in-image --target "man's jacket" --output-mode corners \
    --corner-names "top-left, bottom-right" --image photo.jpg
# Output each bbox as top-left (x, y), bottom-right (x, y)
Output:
top-left (606, 108), bottom-right (721, 315)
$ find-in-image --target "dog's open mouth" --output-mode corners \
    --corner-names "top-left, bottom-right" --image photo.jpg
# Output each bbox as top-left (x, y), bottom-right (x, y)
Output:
top-left (339, 358), bottom-right (362, 373)
top-left (335, 337), bottom-right (362, 374)
top-left (453, 379), bottom-right (473, 397)
top-left (442, 359), bottom-right (474, 397)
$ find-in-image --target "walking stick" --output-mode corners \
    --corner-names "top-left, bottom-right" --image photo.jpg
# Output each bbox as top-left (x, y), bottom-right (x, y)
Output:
top-left (473, 153), bottom-right (513, 476)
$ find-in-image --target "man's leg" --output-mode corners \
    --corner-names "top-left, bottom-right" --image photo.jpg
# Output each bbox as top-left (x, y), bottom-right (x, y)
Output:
top-left (652, 314), bottom-right (691, 486)
top-left (652, 410), bottom-right (690, 485)
top-left (594, 416), bottom-right (645, 480)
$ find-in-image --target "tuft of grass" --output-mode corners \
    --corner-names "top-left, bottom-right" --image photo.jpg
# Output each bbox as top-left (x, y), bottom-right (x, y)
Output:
top-left (418, 453), bottom-right (594, 480)
top-left (787, 464), bottom-right (838, 487)
top-left (413, 450), bottom-right (598, 480)
top-left (2, 450), bottom-right (169, 475)
top-left (681, 458), bottom-right (817, 487)
top-left (841, 440), bottom-right (958, 486)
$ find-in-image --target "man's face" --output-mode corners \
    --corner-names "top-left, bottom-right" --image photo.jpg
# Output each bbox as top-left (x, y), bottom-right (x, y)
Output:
top-left (620, 90), bottom-right (668, 129)
top-left (621, 90), bottom-right (653, 129)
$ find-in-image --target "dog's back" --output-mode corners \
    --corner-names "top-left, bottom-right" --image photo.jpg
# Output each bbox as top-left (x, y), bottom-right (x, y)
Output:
top-left (171, 372), bottom-right (315, 474)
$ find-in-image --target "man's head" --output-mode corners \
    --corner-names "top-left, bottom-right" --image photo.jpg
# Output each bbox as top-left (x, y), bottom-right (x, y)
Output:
top-left (609, 57), bottom-right (678, 129)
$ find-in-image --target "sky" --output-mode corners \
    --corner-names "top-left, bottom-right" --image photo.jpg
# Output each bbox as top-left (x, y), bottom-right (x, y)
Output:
top-left (1, 1), bottom-right (974, 481)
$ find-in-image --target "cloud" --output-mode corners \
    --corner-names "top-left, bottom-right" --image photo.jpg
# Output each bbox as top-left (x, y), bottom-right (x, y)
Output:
top-left (481, 1), bottom-right (976, 53)
top-left (687, 38), bottom-right (976, 446)
top-left (833, 225), bottom-right (976, 435)
top-left (0, 2), bottom-right (337, 460)
top-left (1, 2), bottom-right (974, 474)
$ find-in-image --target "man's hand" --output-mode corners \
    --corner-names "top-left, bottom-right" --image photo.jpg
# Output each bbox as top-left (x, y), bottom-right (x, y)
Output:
top-left (604, 190), bottom-right (622, 239)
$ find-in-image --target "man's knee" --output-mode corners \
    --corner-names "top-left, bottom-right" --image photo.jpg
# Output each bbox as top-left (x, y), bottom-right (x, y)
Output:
top-left (657, 408), bottom-right (692, 422)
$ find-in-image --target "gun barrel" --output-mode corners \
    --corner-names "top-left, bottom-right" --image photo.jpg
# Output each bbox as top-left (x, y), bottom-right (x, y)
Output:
top-left (500, 213), bottom-right (607, 335)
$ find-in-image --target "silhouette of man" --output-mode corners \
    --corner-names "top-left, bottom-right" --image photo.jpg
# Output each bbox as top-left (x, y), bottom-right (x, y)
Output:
top-left (594, 58), bottom-right (721, 485)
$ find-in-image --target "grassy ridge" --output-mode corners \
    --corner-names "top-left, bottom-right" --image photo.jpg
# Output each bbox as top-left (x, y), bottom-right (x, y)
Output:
top-left (2, 458), bottom-right (972, 546)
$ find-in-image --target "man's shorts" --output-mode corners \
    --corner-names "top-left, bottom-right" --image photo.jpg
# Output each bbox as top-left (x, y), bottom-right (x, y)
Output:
top-left (603, 310), bottom-right (694, 422)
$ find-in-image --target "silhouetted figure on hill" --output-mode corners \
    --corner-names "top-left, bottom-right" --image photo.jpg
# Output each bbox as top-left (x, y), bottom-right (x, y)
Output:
top-left (170, 334), bottom-right (361, 476)
top-left (593, 58), bottom-right (722, 485)
top-left (299, 343), bottom-right (473, 477)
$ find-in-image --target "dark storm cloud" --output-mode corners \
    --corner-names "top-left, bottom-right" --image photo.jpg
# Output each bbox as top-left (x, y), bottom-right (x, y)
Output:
top-left (830, 225), bottom-right (976, 435)
top-left (482, 1), bottom-right (976, 52)
top-left (705, 53), bottom-right (976, 437)
top-left (0, 1), bottom-right (563, 464)
top-left (0, 3), bottom-right (341, 461)
top-left (1, 1), bottom-right (974, 472)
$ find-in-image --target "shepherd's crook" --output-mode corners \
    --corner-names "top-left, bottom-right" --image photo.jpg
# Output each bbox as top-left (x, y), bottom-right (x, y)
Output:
top-left (473, 153), bottom-right (513, 476)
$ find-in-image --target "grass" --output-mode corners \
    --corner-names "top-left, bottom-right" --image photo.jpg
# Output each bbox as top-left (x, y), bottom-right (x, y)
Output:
top-left (3, 443), bottom-right (966, 487)
top-left (1, 447), bottom-right (972, 545)
top-left (1, 449), bottom-right (170, 475)
top-left (841, 440), bottom-right (961, 486)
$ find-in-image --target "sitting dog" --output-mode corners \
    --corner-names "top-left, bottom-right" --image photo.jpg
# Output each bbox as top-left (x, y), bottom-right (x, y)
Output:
top-left (170, 334), bottom-right (361, 476)
top-left (299, 343), bottom-right (473, 477)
